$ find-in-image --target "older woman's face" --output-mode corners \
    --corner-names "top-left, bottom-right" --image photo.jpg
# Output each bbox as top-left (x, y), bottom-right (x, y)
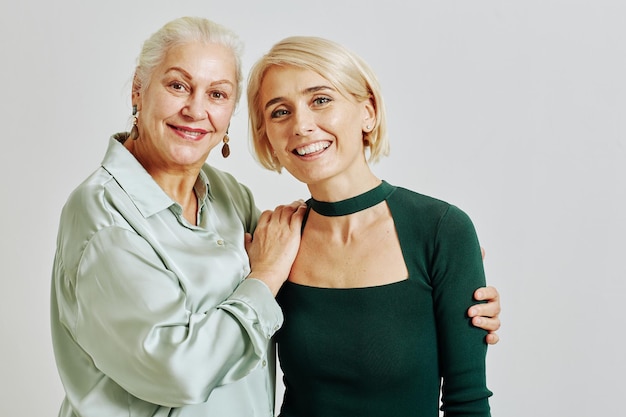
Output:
top-left (134, 42), bottom-right (237, 171)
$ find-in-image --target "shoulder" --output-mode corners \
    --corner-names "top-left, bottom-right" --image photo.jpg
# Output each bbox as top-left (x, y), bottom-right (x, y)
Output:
top-left (62, 168), bottom-right (117, 224)
top-left (387, 185), bottom-right (451, 222)
top-left (389, 185), bottom-right (449, 211)
top-left (201, 164), bottom-right (260, 230)
top-left (386, 184), bottom-right (475, 234)
top-left (202, 164), bottom-right (255, 203)
top-left (56, 168), bottom-right (123, 266)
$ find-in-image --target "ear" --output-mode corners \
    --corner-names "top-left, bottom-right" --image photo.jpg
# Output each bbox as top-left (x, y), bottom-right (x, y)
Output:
top-left (131, 72), bottom-right (142, 111)
top-left (361, 98), bottom-right (376, 132)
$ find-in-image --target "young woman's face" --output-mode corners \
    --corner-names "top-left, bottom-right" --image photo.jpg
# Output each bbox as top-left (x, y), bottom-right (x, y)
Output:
top-left (259, 66), bottom-right (374, 186)
top-left (134, 42), bottom-right (237, 171)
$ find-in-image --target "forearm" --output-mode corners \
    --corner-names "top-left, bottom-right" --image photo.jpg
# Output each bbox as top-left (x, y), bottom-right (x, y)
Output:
top-left (69, 229), bottom-right (282, 406)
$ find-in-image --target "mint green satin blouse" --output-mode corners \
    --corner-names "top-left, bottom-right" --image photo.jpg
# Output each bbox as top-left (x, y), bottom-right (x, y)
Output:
top-left (51, 135), bottom-right (282, 416)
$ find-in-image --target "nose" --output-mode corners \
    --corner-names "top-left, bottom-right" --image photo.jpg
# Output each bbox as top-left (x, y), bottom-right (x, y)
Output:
top-left (182, 94), bottom-right (207, 120)
top-left (293, 108), bottom-right (315, 136)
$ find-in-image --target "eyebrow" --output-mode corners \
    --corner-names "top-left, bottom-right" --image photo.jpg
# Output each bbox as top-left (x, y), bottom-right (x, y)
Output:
top-left (164, 67), bottom-right (235, 88)
top-left (264, 85), bottom-right (334, 110)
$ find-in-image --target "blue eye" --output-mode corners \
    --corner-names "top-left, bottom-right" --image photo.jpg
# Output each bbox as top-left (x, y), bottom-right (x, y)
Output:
top-left (313, 96), bottom-right (332, 106)
top-left (271, 109), bottom-right (289, 118)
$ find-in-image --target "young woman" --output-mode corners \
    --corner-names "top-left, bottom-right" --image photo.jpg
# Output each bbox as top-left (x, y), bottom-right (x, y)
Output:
top-left (247, 36), bottom-right (494, 416)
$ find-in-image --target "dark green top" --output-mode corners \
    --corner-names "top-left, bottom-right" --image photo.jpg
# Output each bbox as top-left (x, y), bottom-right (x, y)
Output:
top-left (276, 182), bottom-right (492, 416)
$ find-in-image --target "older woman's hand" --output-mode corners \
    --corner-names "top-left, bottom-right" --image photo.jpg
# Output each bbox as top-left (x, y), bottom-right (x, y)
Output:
top-left (468, 286), bottom-right (501, 345)
top-left (245, 200), bottom-right (307, 295)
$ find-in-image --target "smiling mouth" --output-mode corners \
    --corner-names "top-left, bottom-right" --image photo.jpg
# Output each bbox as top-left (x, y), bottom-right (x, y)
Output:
top-left (293, 141), bottom-right (331, 156)
top-left (170, 125), bottom-right (207, 138)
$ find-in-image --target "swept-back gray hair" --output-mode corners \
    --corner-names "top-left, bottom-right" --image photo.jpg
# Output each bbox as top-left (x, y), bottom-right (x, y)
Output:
top-left (134, 16), bottom-right (244, 104)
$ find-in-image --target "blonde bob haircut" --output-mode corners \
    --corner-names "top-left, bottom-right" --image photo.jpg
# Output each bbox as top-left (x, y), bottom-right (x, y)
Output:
top-left (134, 16), bottom-right (244, 104)
top-left (247, 36), bottom-right (389, 173)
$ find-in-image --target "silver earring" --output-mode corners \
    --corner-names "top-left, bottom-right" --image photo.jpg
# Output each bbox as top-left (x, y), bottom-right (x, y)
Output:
top-left (221, 128), bottom-right (230, 158)
top-left (129, 105), bottom-right (139, 140)
top-left (366, 125), bottom-right (372, 130)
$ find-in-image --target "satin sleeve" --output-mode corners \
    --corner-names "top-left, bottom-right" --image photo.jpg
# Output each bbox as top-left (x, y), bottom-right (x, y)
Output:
top-left (69, 226), bottom-right (282, 408)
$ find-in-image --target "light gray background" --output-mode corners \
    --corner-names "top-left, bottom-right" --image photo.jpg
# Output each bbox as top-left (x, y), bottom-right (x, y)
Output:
top-left (1, 1), bottom-right (624, 416)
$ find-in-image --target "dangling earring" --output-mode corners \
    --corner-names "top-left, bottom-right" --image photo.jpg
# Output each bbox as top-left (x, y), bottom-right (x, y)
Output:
top-left (221, 128), bottom-right (230, 158)
top-left (129, 105), bottom-right (139, 140)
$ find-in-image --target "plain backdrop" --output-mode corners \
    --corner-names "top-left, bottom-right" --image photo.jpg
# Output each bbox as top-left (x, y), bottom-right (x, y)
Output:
top-left (1, 1), bottom-right (625, 416)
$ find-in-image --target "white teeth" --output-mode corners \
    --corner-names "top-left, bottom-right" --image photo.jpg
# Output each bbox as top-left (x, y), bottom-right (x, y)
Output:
top-left (176, 127), bottom-right (203, 136)
top-left (295, 142), bottom-right (330, 156)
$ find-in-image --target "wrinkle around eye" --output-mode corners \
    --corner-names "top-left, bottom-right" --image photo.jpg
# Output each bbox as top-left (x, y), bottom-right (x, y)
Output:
top-left (167, 81), bottom-right (189, 94)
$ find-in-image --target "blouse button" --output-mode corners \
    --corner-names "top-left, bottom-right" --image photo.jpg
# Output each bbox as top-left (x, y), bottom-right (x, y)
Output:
top-left (216, 239), bottom-right (224, 246)
top-left (262, 360), bottom-right (267, 367)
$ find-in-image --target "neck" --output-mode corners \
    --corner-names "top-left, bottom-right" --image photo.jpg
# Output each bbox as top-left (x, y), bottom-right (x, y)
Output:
top-left (307, 171), bottom-right (381, 203)
top-left (307, 180), bottom-right (394, 218)
top-left (124, 138), bottom-right (200, 212)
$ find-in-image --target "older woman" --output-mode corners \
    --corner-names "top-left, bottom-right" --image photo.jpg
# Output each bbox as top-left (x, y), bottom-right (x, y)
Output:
top-left (51, 16), bottom-right (500, 417)
top-left (50, 17), bottom-right (305, 417)
top-left (247, 36), bottom-right (494, 416)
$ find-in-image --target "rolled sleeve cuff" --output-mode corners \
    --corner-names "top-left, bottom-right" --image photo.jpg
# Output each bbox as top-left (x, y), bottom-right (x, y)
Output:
top-left (224, 278), bottom-right (284, 339)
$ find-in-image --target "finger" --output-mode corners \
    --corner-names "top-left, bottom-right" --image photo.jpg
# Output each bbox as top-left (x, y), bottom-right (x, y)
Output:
top-left (471, 316), bottom-right (501, 332)
top-left (273, 200), bottom-right (303, 213)
top-left (244, 232), bottom-right (253, 250)
top-left (269, 204), bottom-right (298, 223)
top-left (257, 209), bottom-right (275, 225)
top-left (272, 201), bottom-right (306, 224)
top-left (474, 286), bottom-right (499, 302)
top-left (485, 332), bottom-right (500, 345)
top-left (287, 199), bottom-right (305, 208)
top-left (480, 247), bottom-right (486, 260)
top-left (468, 301), bottom-right (501, 318)
top-left (288, 203), bottom-right (308, 230)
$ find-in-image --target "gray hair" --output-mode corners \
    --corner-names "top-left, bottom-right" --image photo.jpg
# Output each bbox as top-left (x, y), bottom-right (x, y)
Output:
top-left (134, 16), bottom-right (244, 104)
